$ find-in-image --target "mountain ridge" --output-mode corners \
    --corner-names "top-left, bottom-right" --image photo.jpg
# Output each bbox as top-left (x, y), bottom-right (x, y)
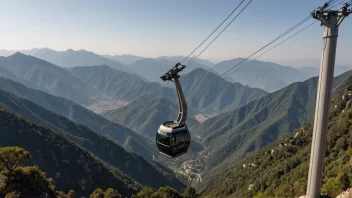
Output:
top-left (213, 58), bottom-right (312, 92)
top-left (191, 70), bottom-right (352, 171)
top-left (181, 68), bottom-right (268, 114)
top-left (0, 52), bottom-right (96, 105)
top-left (22, 48), bottom-right (133, 73)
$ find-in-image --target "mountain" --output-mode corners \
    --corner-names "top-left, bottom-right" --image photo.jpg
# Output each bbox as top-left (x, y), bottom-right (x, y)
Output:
top-left (299, 66), bottom-right (320, 77)
top-left (157, 56), bottom-right (214, 67)
top-left (190, 71), bottom-right (352, 170)
top-left (102, 98), bottom-right (198, 141)
top-left (68, 66), bottom-right (262, 115)
top-left (201, 74), bottom-right (352, 198)
top-left (0, 76), bottom-right (155, 159)
top-left (181, 68), bottom-right (267, 114)
top-left (0, 48), bottom-right (132, 73)
top-left (0, 65), bottom-right (51, 93)
top-left (68, 65), bottom-right (175, 102)
top-left (0, 106), bottom-right (139, 197)
top-left (0, 52), bottom-right (95, 105)
top-left (20, 48), bottom-right (133, 73)
top-left (0, 89), bottom-right (184, 190)
top-left (129, 58), bottom-right (179, 82)
top-left (300, 65), bottom-right (352, 77)
top-left (213, 58), bottom-right (312, 92)
top-left (129, 58), bottom-right (218, 82)
top-left (104, 54), bottom-right (144, 64)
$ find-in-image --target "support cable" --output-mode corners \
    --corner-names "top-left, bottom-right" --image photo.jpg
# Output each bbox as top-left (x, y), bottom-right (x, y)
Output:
top-left (186, 0), bottom-right (254, 66)
top-left (180, 0), bottom-right (248, 64)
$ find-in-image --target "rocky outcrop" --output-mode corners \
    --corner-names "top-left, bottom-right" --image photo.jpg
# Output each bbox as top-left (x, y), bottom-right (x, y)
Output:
top-left (337, 188), bottom-right (352, 198)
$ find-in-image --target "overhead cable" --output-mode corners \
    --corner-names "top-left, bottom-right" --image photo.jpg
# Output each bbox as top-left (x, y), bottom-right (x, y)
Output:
top-left (181, 0), bottom-right (248, 64)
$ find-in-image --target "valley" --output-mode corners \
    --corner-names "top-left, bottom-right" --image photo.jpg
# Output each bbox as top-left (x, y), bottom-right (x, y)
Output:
top-left (86, 97), bottom-right (129, 113)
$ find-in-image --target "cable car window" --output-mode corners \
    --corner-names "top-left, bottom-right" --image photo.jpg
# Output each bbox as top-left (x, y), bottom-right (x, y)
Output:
top-left (157, 132), bottom-right (170, 146)
top-left (175, 131), bottom-right (186, 147)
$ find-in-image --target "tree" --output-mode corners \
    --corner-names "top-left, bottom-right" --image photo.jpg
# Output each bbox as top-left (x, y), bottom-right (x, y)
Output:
top-left (132, 186), bottom-right (155, 198)
top-left (183, 186), bottom-right (200, 198)
top-left (0, 147), bottom-right (53, 197)
top-left (67, 189), bottom-right (76, 198)
top-left (152, 186), bottom-right (182, 198)
top-left (104, 188), bottom-right (121, 198)
top-left (56, 191), bottom-right (67, 198)
top-left (0, 147), bottom-right (30, 176)
top-left (90, 188), bottom-right (105, 198)
top-left (336, 172), bottom-right (350, 191)
top-left (4, 166), bottom-right (50, 196)
top-left (90, 188), bottom-right (122, 198)
top-left (55, 189), bottom-right (76, 198)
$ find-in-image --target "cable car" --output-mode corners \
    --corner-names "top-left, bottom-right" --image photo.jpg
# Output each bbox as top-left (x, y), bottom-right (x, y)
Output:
top-left (156, 63), bottom-right (191, 157)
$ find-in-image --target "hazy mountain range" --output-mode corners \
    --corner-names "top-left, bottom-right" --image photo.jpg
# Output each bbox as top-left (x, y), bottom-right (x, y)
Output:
top-left (3, 48), bottom-right (349, 93)
top-left (127, 58), bottom-right (220, 83)
top-left (18, 48), bottom-right (132, 73)
top-left (212, 58), bottom-right (312, 92)
top-left (299, 65), bottom-right (352, 77)
top-left (103, 54), bottom-right (144, 64)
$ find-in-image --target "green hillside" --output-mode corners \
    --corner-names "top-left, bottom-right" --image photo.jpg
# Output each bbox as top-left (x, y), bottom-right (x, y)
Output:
top-left (0, 89), bottom-right (184, 190)
top-left (201, 74), bottom-right (352, 198)
top-left (181, 68), bottom-right (267, 114)
top-left (0, 106), bottom-right (139, 197)
top-left (191, 71), bottom-right (352, 170)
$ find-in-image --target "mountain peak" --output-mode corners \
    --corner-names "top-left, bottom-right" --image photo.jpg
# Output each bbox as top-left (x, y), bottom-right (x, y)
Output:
top-left (78, 49), bottom-right (89, 53)
top-left (185, 67), bottom-right (217, 78)
top-left (66, 49), bottom-right (74, 52)
top-left (8, 52), bottom-right (27, 58)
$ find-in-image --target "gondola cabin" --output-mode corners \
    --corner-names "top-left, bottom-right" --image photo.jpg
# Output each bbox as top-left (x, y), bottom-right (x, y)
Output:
top-left (156, 121), bottom-right (191, 157)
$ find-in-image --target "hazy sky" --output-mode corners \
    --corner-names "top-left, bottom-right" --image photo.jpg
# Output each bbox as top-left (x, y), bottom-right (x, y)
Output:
top-left (1, 0), bottom-right (351, 65)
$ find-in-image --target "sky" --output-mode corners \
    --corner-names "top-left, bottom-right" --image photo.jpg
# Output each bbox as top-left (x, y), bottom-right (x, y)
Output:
top-left (1, 0), bottom-right (351, 67)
